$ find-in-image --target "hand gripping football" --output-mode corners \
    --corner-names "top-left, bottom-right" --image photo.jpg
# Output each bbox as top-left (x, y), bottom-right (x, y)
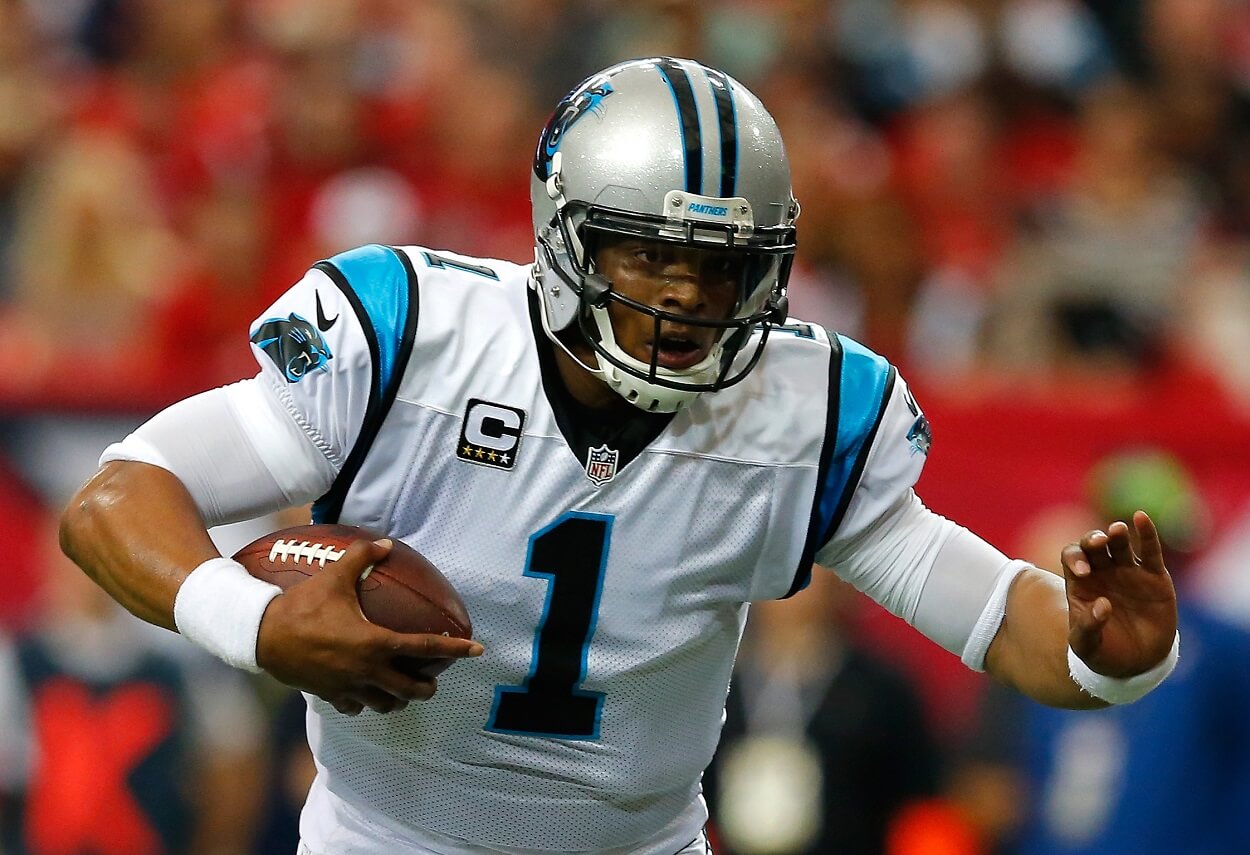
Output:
top-left (233, 524), bottom-right (472, 678)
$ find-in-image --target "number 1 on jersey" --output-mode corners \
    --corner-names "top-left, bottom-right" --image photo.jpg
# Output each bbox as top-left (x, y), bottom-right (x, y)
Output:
top-left (421, 251), bottom-right (499, 280)
top-left (486, 513), bottom-right (611, 739)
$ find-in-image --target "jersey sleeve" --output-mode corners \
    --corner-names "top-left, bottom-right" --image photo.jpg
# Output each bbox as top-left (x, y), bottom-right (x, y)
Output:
top-left (249, 244), bottom-right (419, 520)
top-left (793, 333), bottom-right (931, 590)
top-left (798, 341), bottom-right (1025, 664)
top-left (813, 364), bottom-right (931, 564)
top-left (799, 336), bottom-right (930, 562)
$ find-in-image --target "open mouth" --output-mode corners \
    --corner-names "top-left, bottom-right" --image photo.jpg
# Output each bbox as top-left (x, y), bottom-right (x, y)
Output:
top-left (649, 334), bottom-right (708, 370)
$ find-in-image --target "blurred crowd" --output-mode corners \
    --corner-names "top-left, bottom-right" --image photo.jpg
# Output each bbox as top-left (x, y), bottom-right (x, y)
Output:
top-left (2, 0), bottom-right (1250, 404)
top-left (5, 0), bottom-right (1250, 853)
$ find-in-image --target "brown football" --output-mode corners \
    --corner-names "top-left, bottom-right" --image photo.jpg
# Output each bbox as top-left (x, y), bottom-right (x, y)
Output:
top-left (232, 524), bottom-right (472, 679)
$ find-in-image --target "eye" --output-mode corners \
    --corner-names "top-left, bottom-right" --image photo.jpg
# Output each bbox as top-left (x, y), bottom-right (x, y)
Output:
top-left (706, 254), bottom-right (742, 279)
top-left (634, 245), bottom-right (665, 264)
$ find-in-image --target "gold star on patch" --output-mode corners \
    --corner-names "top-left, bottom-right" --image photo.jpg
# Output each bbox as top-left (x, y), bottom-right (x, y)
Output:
top-left (475, 448), bottom-right (485, 459)
top-left (487, 450), bottom-right (497, 462)
top-left (461, 444), bottom-right (474, 457)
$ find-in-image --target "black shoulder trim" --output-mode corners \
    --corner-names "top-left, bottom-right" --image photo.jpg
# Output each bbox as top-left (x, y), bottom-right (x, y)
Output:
top-left (788, 334), bottom-right (844, 598)
top-left (825, 365), bottom-right (897, 544)
top-left (310, 248), bottom-right (420, 523)
top-left (786, 362), bottom-right (898, 597)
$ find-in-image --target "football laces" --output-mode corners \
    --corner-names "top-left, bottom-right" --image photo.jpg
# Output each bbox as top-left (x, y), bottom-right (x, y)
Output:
top-left (268, 539), bottom-right (347, 567)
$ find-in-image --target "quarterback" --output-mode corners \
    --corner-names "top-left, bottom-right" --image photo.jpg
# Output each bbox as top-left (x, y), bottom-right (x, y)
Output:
top-left (61, 58), bottom-right (1178, 854)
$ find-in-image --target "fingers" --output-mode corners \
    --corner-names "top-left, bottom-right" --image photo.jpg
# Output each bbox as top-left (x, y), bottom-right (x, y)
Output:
top-left (328, 665), bottom-right (437, 713)
top-left (370, 668), bottom-right (439, 702)
top-left (1080, 529), bottom-right (1114, 572)
top-left (1063, 525), bottom-right (1137, 579)
top-left (323, 660), bottom-right (432, 715)
top-left (357, 686), bottom-right (407, 714)
top-left (1061, 542), bottom-right (1090, 579)
top-left (1063, 515), bottom-right (1168, 583)
top-left (329, 687), bottom-right (409, 716)
top-left (1133, 510), bottom-right (1167, 572)
top-left (353, 627), bottom-right (480, 703)
top-left (1064, 517), bottom-right (1165, 580)
top-left (1060, 529), bottom-right (1113, 581)
top-left (1062, 530), bottom-right (1117, 659)
top-left (378, 628), bottom-right (485, 662)
top-left (280, 540), bottom-right (481, 715)
top-left (1105, 520), bottom-right (1138, 568)
top-left (279, 624), bottom-right (470, 715)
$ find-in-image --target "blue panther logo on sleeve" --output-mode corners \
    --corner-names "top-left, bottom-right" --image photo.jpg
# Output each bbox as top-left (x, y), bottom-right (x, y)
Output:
top-left (903, 388), bottom-right (931, 456)
top-left (907, 416), bottom-right (932, 456)
top-left (250, 313), bottom-right (333, 381)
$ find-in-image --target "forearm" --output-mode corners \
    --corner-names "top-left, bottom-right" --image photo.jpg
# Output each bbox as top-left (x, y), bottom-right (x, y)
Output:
top-left (60, 461), bottom-right (221, 631)
top-left (983, 567), bottom-right (1106, 710)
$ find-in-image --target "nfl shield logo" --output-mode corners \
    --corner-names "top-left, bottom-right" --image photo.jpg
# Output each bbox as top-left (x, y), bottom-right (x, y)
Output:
top-left (585, 444), bottom-right (619, 485)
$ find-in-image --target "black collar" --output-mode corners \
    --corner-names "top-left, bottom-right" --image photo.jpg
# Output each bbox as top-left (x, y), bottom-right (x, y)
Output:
top-left (526, 289), bottom-right (675, 471)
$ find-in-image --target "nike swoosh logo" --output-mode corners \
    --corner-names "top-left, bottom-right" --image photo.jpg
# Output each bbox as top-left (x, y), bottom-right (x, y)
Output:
top-left (315, 292), bottom-right (339, 332)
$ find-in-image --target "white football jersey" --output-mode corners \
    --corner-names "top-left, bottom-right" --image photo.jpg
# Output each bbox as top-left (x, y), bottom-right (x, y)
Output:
top-left (246, 245), bottom-right (929, 853)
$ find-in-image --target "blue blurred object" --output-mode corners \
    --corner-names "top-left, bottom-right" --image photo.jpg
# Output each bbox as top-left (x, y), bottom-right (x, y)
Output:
top-left (1015, 603), bottom-right (1250, 854)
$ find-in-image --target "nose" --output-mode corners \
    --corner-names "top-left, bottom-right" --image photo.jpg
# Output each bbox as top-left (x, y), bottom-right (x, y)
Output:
top-left (659, 277), bottom-right (704, 315)
top-left (658, 258), bottom-right (705, 314)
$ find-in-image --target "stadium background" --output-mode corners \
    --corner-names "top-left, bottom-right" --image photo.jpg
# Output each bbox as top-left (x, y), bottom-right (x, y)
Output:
top-left (2, 1), bottom-right (1250, 853)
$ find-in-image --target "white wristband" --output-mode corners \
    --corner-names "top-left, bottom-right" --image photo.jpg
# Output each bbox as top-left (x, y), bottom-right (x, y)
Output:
top-left (1067, 631), bottom-right (1181, 704)
top-left (173, 557), bottom-right (283, 673)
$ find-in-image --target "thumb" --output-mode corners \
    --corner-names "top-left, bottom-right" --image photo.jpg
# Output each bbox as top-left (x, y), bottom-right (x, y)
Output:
top-left (326, 538), bottom-right (392, 591)
top-left (1067, 590), bottom-right (1112, 660)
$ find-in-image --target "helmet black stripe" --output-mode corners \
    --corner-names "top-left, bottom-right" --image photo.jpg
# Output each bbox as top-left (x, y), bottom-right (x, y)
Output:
top-left (654, 58), bottom-right (703, 194)
top-left (704, 67), bottom-right (738, 198)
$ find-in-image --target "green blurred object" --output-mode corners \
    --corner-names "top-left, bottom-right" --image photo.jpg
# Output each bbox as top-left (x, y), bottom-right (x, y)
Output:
top-left (1088, 449), bottom-right (1210, 552)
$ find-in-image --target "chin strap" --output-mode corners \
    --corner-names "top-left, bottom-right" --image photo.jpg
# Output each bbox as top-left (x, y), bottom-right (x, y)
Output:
top-left (770, 293), bottom-right (790, 323)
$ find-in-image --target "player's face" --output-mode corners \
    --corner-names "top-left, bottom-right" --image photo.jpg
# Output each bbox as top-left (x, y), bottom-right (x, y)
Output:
top-left (593, 237), bottom-right (742, 371)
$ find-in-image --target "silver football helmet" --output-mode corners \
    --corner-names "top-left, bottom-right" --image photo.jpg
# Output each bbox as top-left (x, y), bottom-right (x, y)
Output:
top-left (530, 57), bottom-right (799, 413)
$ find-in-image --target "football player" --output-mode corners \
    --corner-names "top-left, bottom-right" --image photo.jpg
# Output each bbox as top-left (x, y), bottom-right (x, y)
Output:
top-left (60, 58), bottom-right (1178, 855)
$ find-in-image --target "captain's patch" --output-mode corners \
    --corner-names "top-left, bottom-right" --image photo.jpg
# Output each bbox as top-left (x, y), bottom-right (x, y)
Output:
top-left (457, 399), bottom-right (526, 470)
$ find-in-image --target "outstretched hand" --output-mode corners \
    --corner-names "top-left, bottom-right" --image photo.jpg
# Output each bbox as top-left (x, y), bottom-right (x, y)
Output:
top-left (1061, 510), bottom-right (1177, 679)
top-left (256, 538), bottom-right (484, 716)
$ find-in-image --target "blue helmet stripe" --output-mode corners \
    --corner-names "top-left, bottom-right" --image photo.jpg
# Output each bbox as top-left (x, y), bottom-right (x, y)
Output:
top-left (705, 67), bottom-right (738, 198)
top-left (654, 58), bottom-right (703, 194)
